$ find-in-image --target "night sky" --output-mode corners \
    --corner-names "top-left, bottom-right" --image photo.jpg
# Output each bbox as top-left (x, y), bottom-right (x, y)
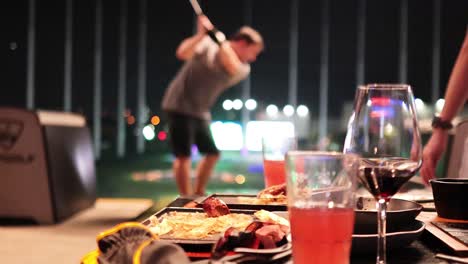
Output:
top-left (4, 0), bottom-right (468, 120)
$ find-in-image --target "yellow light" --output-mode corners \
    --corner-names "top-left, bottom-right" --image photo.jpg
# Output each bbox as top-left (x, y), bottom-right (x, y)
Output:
top-left (384, 123), bottom-right (394, 136)
top-left (235, 174), bottom-right (246, 184)
top-left (151, 115), bottom-right (161, 126)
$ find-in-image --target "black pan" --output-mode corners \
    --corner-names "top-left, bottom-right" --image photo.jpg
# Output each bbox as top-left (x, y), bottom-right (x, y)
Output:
top-left (354, 197), bottom-right (423, 233)
top-left (352, 219), bottom-right (425, 255)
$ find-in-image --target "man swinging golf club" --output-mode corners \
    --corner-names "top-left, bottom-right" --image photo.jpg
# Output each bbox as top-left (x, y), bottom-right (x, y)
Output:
top-left (161, 1), bottom-right (264, 196)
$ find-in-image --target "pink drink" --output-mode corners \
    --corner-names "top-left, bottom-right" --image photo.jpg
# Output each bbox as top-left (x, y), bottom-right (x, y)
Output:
top-left (263, 159), bottom-right (286, 187)
top-left (289, 207), bottom-right (355, 264)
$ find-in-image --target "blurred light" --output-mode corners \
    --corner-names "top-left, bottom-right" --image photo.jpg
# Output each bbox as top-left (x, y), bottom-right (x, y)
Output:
top-left (222, 99), bottom-right (233, 111)
top-left (131, 172), bottom-right (145, 181)
top-left (371, 97), bottom-right (391, 106)
top-left (151, 115), bottom-right (160, 126)
top-left (221, 172), bottom-right (234, 183)
top-left (127, 115), bottom-right (135, 125)
top-left (142, 125), bottom-right (155, 141)
top-left (191, 145), bottom-right (199, 157)
top-left (266, 104), bottom-right (278, 117)
top-left (435, 98), bottom-right (445, 114)
top-left (245, 99), bottom-right (257, 111)
top-left (245, 121), bottom-right (295, 151)
top-left (210, 121), bottom-right (243, 150)
top-left (157, 131), bottom-right (167, 141)
top-left (370, 107), bottom-right (394, 118)
top-left (125, 109), bottom-right (131, 117)
top-left (235, 174), bottom-right (246, 184)
top-left (296, 105), bottom-right (309, 117)
top-left (233, 99), bottom-right (243, 110)
top-left (283, 105), bottom-right (295, 117)
top-left (415, 98), bottom-right (425, 112)
top-left (384, 123), bottom-right (394, 136)
top-left (10, 42), bottom-right (17, 51)
top-left (146, 171), bottom-right (162, 182)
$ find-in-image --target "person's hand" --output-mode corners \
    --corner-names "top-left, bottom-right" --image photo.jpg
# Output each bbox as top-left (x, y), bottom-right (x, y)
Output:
top-left (420, 130), bottom-right (449, 184)
top-left (196, 15), bottom-right (214, 35)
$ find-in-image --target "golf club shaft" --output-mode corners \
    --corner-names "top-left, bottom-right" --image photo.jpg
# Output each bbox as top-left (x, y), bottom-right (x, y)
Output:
top-left (189, 0), bottom-right (203, 16)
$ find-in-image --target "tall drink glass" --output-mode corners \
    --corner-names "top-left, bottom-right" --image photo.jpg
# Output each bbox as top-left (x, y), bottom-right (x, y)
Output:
top-left (262, 136), bottom-right (295, 187)
top-left (286, 151), bottom-right (359, 264)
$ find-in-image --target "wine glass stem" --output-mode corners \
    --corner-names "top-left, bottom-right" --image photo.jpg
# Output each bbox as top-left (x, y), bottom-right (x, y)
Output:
top-left (376, 198), bottom-right (387, 264)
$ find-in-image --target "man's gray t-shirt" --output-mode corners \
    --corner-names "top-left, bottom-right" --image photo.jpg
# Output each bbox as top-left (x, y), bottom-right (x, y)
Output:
top-left (162, 37), bottom-right (250, 120)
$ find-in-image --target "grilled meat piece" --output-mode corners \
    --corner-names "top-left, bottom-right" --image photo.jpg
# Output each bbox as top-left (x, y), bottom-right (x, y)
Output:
top-left (257, 183), bottom-right (287, 198)
top-left (255, 224), bottom-right (289, 249)
top-left (202, 197), bottom-right (231, 217)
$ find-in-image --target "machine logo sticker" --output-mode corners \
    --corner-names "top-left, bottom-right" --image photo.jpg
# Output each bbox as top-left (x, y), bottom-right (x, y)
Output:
top-left (0, 118), bottom-right (34, 163)
top-left (0, 119), bottom-right (24, 151)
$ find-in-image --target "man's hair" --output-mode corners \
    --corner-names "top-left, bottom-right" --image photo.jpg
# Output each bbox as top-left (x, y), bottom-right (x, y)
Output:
top-left (229, 26), bottom-right (264, 48)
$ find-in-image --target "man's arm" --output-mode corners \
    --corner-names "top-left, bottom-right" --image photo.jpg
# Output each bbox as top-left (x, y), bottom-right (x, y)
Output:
top-left (218, 42), bottom-right (243, 76)
top-left (421, 31), bottom-right (468, 183)
top-left (175, 15), bottom-right (213, 61)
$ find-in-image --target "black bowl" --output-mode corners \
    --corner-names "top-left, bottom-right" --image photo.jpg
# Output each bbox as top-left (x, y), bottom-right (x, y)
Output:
top-left (354, 197), bottom-right (423, 233)
top-left (430, 178), bottom-right (468, 220)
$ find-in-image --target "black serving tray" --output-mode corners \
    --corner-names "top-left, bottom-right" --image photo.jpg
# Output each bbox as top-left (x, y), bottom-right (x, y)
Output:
top-left (142, 207), bottom-right (287, 252)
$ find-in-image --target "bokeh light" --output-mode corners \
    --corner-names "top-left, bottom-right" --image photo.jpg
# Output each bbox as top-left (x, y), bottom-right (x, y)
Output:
top-left (235, 174), bottom-right (246, 184)
top-left (266, 104), bottom-right (278, 117)
top-left (151, 115), bottom-right (160, 126)
top-left (297, 105), bottom-right (309, 117)
top-left (222, 99), bottom-right (233, 111)
top-left (245, 99), bottom-right (257, 111)
top-left (435, 98), bottom-right (445, 114)
top-left (283, 105), bottom-right (294, 117)
top-left (142, 125), bottom-right (155, 141)
top-left (127, 115), bottom-right (135, 125)
top-left (233, 99), bottom-right (243, 110)
top-left (157, 131), bottom-right (167, 141)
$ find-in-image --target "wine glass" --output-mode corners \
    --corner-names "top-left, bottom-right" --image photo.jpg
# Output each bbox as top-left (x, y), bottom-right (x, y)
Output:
top-left (343, 84), bottom-right (422, 264)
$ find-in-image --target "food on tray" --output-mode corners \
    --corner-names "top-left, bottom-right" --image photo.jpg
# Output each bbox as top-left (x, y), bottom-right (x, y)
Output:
top-left (147, 209), bottom-right (289, 240)
top-left (258, 183), bottom-right (287, 197)
top-left (212, 212), bottom-right (291, 259)
top-left (202, 197), bottom-right (230, 217)
top-left (255, 223), bottom-right (290, 249)
top-left (148, 211), bottom-right (253, 239)
top-left (237, 195), bottom-right (287, 205)
top-left (255, 208), bottom-right (289, 227)
top-left (237, 183), bottom-right (287, 205)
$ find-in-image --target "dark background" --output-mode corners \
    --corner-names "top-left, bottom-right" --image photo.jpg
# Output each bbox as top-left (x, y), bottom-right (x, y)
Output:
top-left (3, 0), bottom-right (468, 120)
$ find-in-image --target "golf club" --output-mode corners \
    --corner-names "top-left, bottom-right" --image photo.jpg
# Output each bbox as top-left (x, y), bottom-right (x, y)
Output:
top-left (189, 0), bottom-right (203, 16)
top-left (188, 0), bottom-right (225, 45)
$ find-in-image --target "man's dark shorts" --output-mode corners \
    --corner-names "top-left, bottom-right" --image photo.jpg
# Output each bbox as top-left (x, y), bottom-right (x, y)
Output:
top-left (165, 111), bottom-right (220, 157)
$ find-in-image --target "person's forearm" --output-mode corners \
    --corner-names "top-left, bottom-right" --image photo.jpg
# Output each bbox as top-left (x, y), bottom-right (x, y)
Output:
top-left (218, 42), bottom-right (242, 76)
top-left (175, 33), bottom-right (206, 60)
top-left (439, 32), bottom-right (468, 121)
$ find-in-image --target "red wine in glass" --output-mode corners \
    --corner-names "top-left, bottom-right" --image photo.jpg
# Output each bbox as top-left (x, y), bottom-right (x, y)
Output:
top-left (358, 158), bottom-right (421, 201)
